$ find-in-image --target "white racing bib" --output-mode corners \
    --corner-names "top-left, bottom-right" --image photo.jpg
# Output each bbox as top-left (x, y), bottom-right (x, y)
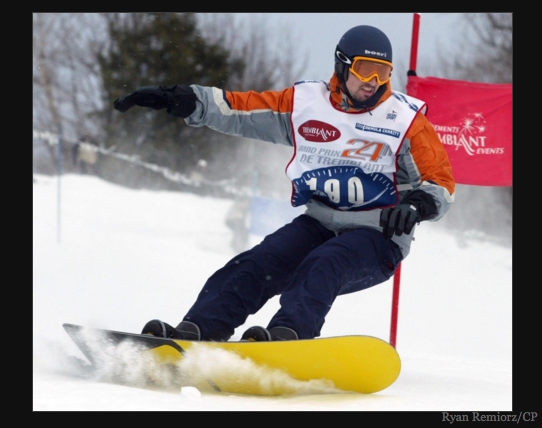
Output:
top-left (287, 81), bottom-right (425, 211)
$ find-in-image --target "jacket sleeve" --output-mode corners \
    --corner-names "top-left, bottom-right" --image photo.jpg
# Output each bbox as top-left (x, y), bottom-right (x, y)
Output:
top-left (184, 85), bottom-right (294, 147)
top-left (399, 112), bottom-right (456, 221)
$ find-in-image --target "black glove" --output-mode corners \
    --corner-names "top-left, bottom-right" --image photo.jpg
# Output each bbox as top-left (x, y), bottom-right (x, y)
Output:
top-left (113, 84), bottom-right (197, 118)
top-left (379, 190), bottom-right (438, 239)
top-left (380, 204), bottom-right (421, 239)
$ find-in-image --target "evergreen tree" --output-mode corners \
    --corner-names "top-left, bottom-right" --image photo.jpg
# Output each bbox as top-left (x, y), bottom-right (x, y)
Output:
top-left (97, 13), bottom-right (243, 188)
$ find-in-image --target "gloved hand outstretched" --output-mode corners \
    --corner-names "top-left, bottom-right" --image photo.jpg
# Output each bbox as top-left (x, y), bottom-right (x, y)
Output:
top-left (379, 189), bottom-right (439, 239)
top-left (380, 204), bottom-right (421, 239)
top-left (113, 84), bottom-right (197, 118)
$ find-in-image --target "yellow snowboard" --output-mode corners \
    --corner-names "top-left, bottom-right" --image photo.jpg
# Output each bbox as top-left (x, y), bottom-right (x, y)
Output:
top-left (63, 323), bottom-right (400, 395)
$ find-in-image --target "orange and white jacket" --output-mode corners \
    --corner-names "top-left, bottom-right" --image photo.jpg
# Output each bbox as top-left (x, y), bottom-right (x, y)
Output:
top-left (184, 74), bottom-right (455, 257)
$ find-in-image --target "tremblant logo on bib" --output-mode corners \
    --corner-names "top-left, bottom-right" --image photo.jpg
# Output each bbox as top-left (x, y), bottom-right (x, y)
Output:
top-left (298, 120), bottom-right (341, 143)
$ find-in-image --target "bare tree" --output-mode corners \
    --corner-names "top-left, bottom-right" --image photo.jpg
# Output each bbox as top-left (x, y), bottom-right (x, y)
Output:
top-left (195, 14), bottom-right (307, 198)
top-left (197, 13), bottom-right (306, 92)
top-left (33, 13), bottom-right (108, 173)
top-left (33, 13), bottom-right (63, 170)
top-left (437, 13), bottom-right (512, 84)
top-left (433, 13), bottom-right (512, 245)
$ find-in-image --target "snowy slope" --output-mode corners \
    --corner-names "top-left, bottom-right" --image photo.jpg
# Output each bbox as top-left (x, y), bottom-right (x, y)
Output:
top-left (33, 174), bottom-right (513, 411)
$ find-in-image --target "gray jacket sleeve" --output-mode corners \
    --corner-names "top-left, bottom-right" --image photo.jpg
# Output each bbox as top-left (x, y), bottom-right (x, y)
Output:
top-left (184, 85), bottom-right (294, 147)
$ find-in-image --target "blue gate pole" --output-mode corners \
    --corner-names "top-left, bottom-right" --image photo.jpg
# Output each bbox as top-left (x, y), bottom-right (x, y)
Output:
top-left (57, 122), bottom-right (62, 243)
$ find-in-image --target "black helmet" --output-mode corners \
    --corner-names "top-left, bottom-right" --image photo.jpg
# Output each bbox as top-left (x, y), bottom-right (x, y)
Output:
top-left (334, 25), bottom-right (393, 106)
top-left (335, 25), bottom-right (392, 66)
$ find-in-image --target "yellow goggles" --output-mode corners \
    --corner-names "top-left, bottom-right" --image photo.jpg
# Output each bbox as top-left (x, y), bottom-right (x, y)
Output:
top-left (349, 57), bottom-right (393, 85)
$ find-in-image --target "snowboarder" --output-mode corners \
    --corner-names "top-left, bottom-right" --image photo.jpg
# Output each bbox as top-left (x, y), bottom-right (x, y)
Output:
top-left (114, 25), bottom-right (455, 341)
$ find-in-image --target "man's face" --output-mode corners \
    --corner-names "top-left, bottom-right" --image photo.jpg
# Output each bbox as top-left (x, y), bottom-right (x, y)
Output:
top-left (345, 71), bottom-right (381, 103)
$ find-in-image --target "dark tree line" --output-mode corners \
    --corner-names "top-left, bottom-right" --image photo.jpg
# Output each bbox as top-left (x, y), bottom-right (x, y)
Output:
top-left (96, 13), bottom-right (239, 190)
top-left (33, 13), bottom-right (301, 194)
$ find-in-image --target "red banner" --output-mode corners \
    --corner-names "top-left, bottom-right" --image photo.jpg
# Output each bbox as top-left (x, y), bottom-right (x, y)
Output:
top-left (406, 75), bottom-right (512, 186)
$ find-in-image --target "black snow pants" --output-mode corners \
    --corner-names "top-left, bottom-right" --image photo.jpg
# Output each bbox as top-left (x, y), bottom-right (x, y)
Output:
top-left (183, 214), bottom-right (403, 340)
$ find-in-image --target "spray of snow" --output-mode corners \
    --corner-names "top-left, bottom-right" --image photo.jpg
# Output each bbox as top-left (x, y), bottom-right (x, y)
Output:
top-left (178, 343), bottom-right (343, 396)
top-left (60, 328), bottom-right (343, 396)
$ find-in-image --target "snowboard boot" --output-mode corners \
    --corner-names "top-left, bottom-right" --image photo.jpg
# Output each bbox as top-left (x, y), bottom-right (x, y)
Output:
top-left (141, 319), bottom-right (201, 341)
top-left (241, 325), bottom-right (298, 341)
top-left (241, 326), bottom-right (271, 341)
top-left (268, 326), bottom-right (298, 341)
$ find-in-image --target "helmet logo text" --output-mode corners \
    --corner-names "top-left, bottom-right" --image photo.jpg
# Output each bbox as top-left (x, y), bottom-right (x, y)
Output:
top-left (365, 50), bottom-right (387, 57)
